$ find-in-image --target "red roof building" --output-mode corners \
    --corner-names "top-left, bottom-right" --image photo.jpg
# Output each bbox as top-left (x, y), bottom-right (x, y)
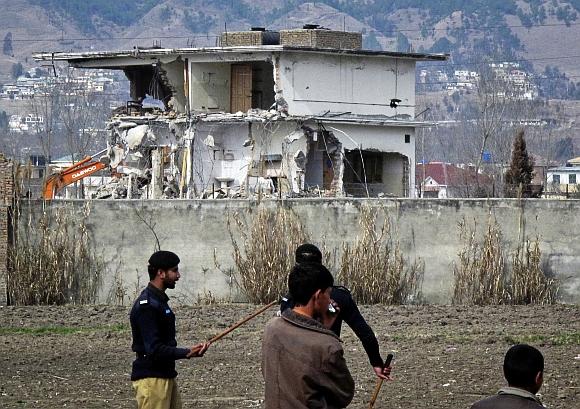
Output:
top-left (416, 162), bottom-right (493, 198)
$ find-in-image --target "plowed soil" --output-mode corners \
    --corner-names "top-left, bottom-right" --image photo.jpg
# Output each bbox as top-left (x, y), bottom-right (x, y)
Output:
top-left (0, 304), bottom-right (578, 408)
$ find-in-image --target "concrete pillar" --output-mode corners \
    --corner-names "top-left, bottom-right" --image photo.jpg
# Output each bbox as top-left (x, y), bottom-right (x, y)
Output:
top-left (151, 149), bottom-right (163, 199)
top-left (0, 153), bottom-right (13, 306)
top-left (0, 205), bottom-right (7, 306)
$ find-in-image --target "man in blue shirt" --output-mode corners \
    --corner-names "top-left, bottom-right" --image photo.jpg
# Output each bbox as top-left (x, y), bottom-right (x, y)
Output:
top-left (130, 250), bottom-right (209, 409)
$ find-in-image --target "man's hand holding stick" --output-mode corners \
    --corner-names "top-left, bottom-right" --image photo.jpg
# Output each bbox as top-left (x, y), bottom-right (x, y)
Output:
top-left (368, 353), bottom-right (394, 409)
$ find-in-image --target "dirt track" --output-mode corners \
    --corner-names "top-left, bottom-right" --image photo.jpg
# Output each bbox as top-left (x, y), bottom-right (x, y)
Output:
top-left (0, 304), bottom-right (578, 408)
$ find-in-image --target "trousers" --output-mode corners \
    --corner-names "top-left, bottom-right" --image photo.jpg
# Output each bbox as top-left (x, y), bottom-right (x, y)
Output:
top-left (132, 377), bottom-right (182, 409)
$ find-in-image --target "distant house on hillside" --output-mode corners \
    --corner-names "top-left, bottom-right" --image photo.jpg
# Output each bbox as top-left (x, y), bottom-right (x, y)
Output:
top-left (546, 156), bottom-right (580, 197)
top-left (35, 26), bottom-right (447, 199)
top-left (7, 114), bottom-right (44, 133)
top-left (416, 162), bottom-right (493, 198)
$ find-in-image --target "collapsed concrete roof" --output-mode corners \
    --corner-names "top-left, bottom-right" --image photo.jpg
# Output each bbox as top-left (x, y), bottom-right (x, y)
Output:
top-left (33, 45), bottom-right (448, 69)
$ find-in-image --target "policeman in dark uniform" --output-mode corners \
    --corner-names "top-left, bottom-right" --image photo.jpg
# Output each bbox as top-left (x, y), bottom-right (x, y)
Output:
top-left (281, 243), bottom-right (392, 380)
top-left (130, 250), bottom-right (209, 409)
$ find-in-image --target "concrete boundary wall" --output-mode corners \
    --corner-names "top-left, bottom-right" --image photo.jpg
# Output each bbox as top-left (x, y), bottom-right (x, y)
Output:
top-left (18, 199), bottom-right (580, 305)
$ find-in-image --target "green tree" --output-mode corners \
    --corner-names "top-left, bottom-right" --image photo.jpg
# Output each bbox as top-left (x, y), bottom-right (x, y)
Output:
top-left (363, 31), bottom-right (382, 51)
top-left (504, 129), bottom-right (536, 197)
top-left (396, 32), bottom-right (410, 52)
top-left (11, 62), bottom-right (23, 79)
top-left (0, 110), bottom-right (8, 130)
top-left (3, 32), bottom-right (13, 56)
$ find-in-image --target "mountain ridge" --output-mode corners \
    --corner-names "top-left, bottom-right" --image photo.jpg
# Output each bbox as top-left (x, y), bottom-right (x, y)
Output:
top-left (1, 0), bottom-right (580, 87)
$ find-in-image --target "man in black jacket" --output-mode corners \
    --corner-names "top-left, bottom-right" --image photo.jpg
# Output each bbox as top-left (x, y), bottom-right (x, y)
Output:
top-left (130, 250), bottom-right (209, 409)
top-left (281, 243), bottom-right (392, 380)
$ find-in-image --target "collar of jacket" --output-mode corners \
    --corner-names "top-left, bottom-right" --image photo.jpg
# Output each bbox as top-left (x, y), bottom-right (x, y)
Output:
top-left (498, 387), bottom-right (542, 404)
top-left (147, 282), bottom-right (169, 303)
top-left (281, 309), bottom-right (340, 340)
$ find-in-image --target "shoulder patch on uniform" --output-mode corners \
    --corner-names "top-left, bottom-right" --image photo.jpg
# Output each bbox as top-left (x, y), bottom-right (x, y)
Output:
top-left (139, 300), bottom-right (148, 304)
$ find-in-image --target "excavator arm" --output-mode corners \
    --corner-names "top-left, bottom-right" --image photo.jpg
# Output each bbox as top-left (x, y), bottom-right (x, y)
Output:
top-left (43, 150), bottom-right (110, 200)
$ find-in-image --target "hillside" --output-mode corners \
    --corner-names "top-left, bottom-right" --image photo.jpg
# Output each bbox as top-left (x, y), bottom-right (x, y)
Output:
top-left (1, 0), bottom-right (580, 88)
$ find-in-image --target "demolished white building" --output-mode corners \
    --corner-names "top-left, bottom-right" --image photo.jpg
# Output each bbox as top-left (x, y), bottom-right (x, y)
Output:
top-left (34, 27), bottom-right (447, 199)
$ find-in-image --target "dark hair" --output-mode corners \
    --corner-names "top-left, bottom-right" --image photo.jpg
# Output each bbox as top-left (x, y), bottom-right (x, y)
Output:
top-left (295, 243), bottom-right (323, 264)
top-left (503, 344), bottom-right (544, 388)
top-left (288, 263), bottom-right (333, 305)
top-left (147, 250), bottom-right (180, 280)
top-left (147, 265), bottom-right (158, 280)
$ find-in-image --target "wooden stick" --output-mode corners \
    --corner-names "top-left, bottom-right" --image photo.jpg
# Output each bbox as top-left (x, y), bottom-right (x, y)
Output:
top-left (191, 300), bottom-right (277, 353)
top-left (368, 353), bottom-right (393, 409)
top-left (208, 300), bottom-right (277, 343)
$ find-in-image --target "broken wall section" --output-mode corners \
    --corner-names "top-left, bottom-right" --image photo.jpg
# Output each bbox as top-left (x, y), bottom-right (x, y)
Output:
top-left (95, 118), bottom-right (191, 199)
top-left (122, 58), bottom-right (187, 113)
top-left (303, 128), bottom-right (343, 195)
top-left (306, 122), bottom-right (415, 197)
top-left (102, 116), bottom-right (309, 200)
top-left (193, 120), bottom-right (310, 198)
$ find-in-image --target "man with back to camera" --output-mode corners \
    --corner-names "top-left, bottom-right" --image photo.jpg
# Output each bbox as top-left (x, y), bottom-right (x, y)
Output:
top-left (280, 243), bottom-right (392, 380)
top-left (262, 262), bottom-right (355, 409)
top-left (130, 250), bottom-right (210, 409)
top-left (471, 344), bottom-right (545, 409)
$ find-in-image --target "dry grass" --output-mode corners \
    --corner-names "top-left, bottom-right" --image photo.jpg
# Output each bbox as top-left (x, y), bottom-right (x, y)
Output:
top-left (337, 206), bottom-right (424, 304)
top-left (453, 217), bottom-right (558, 305)
top-left (453, 217), bottom-right (506, 305)
top-left (7, 201), bottom-right (104, 305)
top-left (227, 206), bottom-right (309, 304)
top-left (510, 238), bottom-right (558, 304)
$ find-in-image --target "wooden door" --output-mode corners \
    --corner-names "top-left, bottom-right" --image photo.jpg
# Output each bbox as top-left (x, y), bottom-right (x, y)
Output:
top-left (230, 64), bottom-right (252, 113)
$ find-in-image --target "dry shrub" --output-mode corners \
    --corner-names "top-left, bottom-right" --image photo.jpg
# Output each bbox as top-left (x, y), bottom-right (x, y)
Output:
top-left (453, 217), bottom-right (506, 305)
top-left (453, 217), bottom-right (558, 305)
top-left (228, 206), bottom-right (308, 303)
top-left (337, 206), bottom-right (424, 304)
top-left (510, 239), bottom-right (558, 304)
top-left (7, 201), bottom-right (104, 305)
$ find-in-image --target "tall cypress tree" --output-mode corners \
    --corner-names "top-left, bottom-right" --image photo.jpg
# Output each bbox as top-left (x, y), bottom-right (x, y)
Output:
top-left (3, 32), bottom-right (13, 56)
top-left (504, 129), bottom-right (536, 197)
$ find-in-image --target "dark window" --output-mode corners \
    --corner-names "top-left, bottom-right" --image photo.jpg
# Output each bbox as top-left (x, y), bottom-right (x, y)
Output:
top-left (404, 134), bottom-right (411, 143)
top-left (344, 150), bottom-right (383, 184)
top-left (553, 174), bottom-right (560, 184)
top-left (569, 174), bottom-right (576, 184)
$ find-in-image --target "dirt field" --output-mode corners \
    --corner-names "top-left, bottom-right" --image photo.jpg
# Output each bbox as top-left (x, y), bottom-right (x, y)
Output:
top-left (0, 303), bottom-right (578, 409)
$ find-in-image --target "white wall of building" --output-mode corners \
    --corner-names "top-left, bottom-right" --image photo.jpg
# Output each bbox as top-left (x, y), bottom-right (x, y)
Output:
top-left (189, 62), bottom-right (232, 112)
top-left (278, 53), bottom-right (416, 117)
top-left (547, 170), bottom-right (580, 185)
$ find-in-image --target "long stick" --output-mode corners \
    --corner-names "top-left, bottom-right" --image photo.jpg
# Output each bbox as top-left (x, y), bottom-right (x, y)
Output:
top-left (191, 300), bottom-right (277, 353)
top-left (368, 354), bottom-right (393, 409)
top-left (208, 300), bottom-right (277, 343)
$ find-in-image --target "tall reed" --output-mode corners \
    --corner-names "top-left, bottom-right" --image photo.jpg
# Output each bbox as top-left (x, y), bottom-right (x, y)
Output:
top-left (8, 201), bottom-right (104, 305)
top-left (338, 206), bottom-right (424, 304)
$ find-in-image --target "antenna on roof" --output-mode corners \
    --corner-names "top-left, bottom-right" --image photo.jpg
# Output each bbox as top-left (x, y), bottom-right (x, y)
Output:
top-left (224, 21), bottom-right (228, 47)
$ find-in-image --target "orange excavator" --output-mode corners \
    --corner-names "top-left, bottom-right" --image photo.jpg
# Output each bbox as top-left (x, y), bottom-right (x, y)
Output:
top-left (43, 148), bottom-right (111, 200)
